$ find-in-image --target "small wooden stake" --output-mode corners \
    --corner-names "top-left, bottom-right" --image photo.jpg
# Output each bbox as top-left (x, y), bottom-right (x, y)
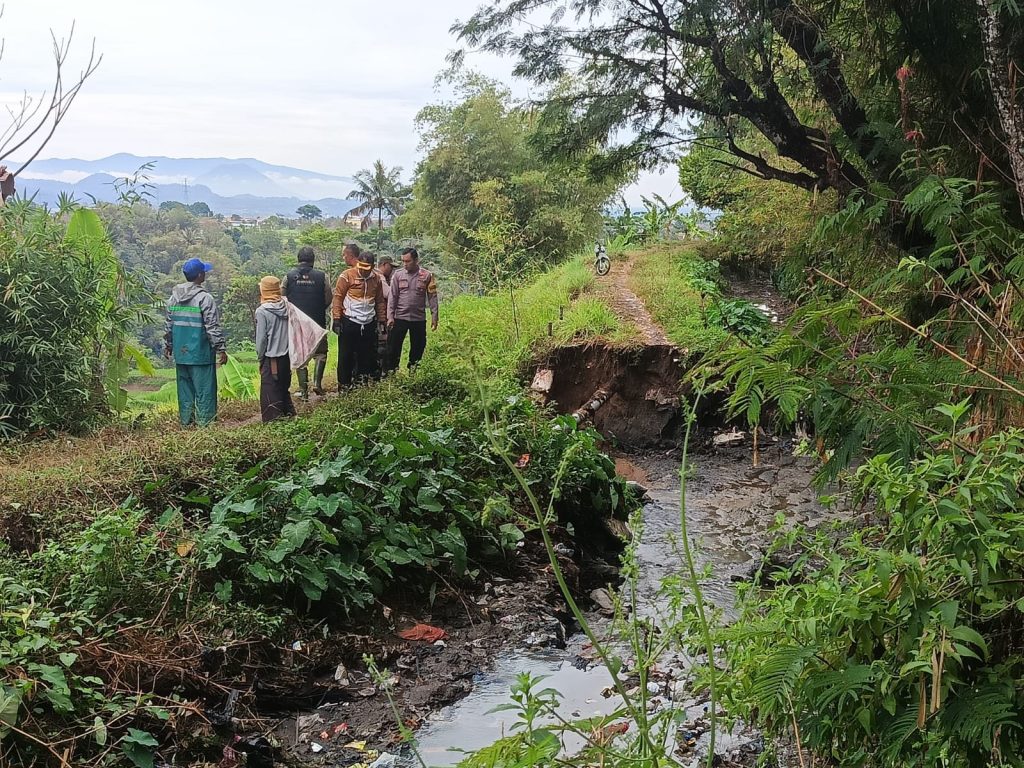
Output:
top-left (559, 305), bottom-right (564, 320)
top-left (547, 321), bottom-right (553, 337)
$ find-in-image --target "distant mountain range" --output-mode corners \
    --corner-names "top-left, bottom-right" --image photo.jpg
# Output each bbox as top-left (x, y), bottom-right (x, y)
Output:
top-left (17, 154), bottom-right (362, 218)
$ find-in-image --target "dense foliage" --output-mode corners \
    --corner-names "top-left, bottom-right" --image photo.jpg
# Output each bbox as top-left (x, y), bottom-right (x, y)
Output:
top-left (455, 0), bottom-right (1024, 234)
top-left (395, 76), bottom-right (623, 288)
top-left (723, 426), bottom-right (1024, 764)
top-left (443, 0), bottom-right (1024, 763)
top-left (0, 213), bottom-right (640, 763)
top-left (0, 203), bottom-right (150, 436)
top-left (0, 373), bottom-right (630, 766)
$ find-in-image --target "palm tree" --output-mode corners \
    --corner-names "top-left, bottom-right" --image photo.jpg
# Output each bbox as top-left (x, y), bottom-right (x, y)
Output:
top-left (347, 160), bottom-right (410, 232)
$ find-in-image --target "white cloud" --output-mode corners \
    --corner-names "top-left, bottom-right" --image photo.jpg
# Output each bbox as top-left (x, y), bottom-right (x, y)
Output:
top-left (0, 0), bottom-right (673, 202)
top-left (17, 169), bottom-right (90, 183)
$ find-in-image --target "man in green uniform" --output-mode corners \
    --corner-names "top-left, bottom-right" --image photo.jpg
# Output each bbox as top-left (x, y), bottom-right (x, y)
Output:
top-left (164, 258), bottom-right (228, 426)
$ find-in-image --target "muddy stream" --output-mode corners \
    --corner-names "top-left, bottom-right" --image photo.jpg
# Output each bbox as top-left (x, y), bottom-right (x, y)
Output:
top-left (401, 438), bottom-right (843, 767)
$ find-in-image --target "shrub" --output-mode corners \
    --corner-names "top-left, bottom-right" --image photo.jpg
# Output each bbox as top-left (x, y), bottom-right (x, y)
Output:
top-left (0, 203), bottom-right (149, 436)
top-left (722, 427), bottom-right (1024, 765)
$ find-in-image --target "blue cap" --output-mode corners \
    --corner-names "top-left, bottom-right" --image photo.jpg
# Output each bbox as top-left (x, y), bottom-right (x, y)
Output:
top-left (183, 258), bottom-right (213, 280)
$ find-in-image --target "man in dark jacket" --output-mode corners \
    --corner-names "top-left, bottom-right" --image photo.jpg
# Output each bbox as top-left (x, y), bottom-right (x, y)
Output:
top-left (282, 246), bottom-right (332, 398)
top-left (164, 258), bottom-right (228, 426)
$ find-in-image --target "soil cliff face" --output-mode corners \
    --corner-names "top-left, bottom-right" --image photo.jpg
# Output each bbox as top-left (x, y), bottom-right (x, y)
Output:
top-left (534, 344), bottom-right (687, 446)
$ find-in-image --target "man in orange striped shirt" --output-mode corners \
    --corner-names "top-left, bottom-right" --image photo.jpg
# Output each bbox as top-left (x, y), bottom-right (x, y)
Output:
top-left (331, 243), bottom-right (387, 389)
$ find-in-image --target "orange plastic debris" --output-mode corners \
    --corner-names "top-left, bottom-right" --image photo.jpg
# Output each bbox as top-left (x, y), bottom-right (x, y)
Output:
top-left (600, 722), bottom-right (630, 738)
top-left (397, 623), bottom-right (448, 642)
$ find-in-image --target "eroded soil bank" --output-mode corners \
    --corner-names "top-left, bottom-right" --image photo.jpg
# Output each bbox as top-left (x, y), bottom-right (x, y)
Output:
top-left (533, 343), bottom-right (691, 447)
top-left (279, 324), bottom-right (839, 767)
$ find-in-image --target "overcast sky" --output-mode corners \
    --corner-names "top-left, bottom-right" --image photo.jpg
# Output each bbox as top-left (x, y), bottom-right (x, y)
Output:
top-left (0, 1), bottom-right (684, 203)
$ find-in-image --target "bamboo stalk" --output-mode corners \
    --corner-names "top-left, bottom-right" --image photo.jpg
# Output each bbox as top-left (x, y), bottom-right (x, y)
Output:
top-left (812, 268), bottom-right (1024, 399)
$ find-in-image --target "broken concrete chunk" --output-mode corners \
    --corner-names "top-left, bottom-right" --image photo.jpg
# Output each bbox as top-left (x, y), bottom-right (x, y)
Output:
top-left (530, 368), bottom-right (554, 394)
top-left (712, 429), bottom-right (745, 447)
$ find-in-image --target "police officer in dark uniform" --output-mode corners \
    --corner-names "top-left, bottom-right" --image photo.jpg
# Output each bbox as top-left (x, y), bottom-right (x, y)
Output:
top-left (282, 246), bottom-right (332, 398)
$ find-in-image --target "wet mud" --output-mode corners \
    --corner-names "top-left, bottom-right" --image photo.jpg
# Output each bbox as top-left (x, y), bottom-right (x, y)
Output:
top-left (273, 532), bottom-right (595, 765)
top-left (394, 434), bottom-right (847, 767)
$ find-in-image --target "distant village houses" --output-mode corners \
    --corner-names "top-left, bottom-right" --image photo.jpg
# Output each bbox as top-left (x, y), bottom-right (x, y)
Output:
top-left (343, 209), bottom-right (396, 231)
top-left (228, 214), bottom-right (261, 228)
top-left (343, 212), bottom-right (370, 231)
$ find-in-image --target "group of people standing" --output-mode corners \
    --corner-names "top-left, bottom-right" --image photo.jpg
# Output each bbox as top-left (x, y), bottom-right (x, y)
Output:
top-left (163, 243), bottom-right (439, 427)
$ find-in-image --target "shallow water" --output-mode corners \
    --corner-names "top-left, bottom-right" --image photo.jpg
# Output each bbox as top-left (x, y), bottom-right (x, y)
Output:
top-left (412, 638), bottom-right (619, 765)
top-left (394, 445), bottom-right (839, 767)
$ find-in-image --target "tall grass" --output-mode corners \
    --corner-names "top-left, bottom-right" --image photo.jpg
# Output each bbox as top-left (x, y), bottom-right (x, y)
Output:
top-left (421, 256), bottom-right (626, 385)
top-left (629, 244), bottom-right (728, 354)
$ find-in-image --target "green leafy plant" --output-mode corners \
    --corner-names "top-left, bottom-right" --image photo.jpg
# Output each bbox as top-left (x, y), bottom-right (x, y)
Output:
top-left (706, 298), bottom-right (771, 342)
top-left (721, 425), bottom-right (1024, 765)
top-left (455, 674), bottom-right (562, 768)
top-left (606, 231), bottom-right (639, 257)
top-left (219, 354), bottom-right (258, 401)
top-left (0, 202), bottom-right (151, 436)
top-left (638, 194), bottom-right (687, 241)
top-left (122, 727), bottom-right (159, 768)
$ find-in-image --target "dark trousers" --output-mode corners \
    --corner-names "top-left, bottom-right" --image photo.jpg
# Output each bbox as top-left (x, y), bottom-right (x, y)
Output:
top-left (338, 317), bottom-right (377, 388)
top-left (387, 319), bottom-right (427, 371)
top-left (259, 354), bottom-right (295, 423)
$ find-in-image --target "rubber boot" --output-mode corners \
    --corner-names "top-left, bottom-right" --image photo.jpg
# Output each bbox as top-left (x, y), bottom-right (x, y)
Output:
top-left (313, 360), bottom-right (326, 396)
top-left (296, 367), bottom-right (309, 400)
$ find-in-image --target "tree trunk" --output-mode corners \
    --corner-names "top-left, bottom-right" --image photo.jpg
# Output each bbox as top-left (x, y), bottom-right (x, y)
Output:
top-left (766, 0), bottom-right (899, 185)
top-left (977, 0), bottom-right (1024, 217)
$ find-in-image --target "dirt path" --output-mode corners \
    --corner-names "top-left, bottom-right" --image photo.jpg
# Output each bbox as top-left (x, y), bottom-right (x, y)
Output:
top-left (592, 256), bottom-right (672, 347)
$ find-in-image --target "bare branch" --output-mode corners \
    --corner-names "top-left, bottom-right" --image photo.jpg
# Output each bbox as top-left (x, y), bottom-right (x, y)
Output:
top-left (0, 23), bottom-right (102, 176)
top-left (725, 131), bottom-right (825, 190)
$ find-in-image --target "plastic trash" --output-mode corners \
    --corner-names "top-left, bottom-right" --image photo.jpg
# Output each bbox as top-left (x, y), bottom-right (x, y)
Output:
top-left (397, 624), bottom-right (447, 642)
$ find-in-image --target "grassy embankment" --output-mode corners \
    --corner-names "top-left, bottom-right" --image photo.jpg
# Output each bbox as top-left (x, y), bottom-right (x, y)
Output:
top-left (628, 243), bottom-right (777, 368)
top-left (1, 256), bottom-right (629, 536)
top-left (0, 253), bottom-right (634, 765)
top-left (627, 243), bottom-right (730, 353)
